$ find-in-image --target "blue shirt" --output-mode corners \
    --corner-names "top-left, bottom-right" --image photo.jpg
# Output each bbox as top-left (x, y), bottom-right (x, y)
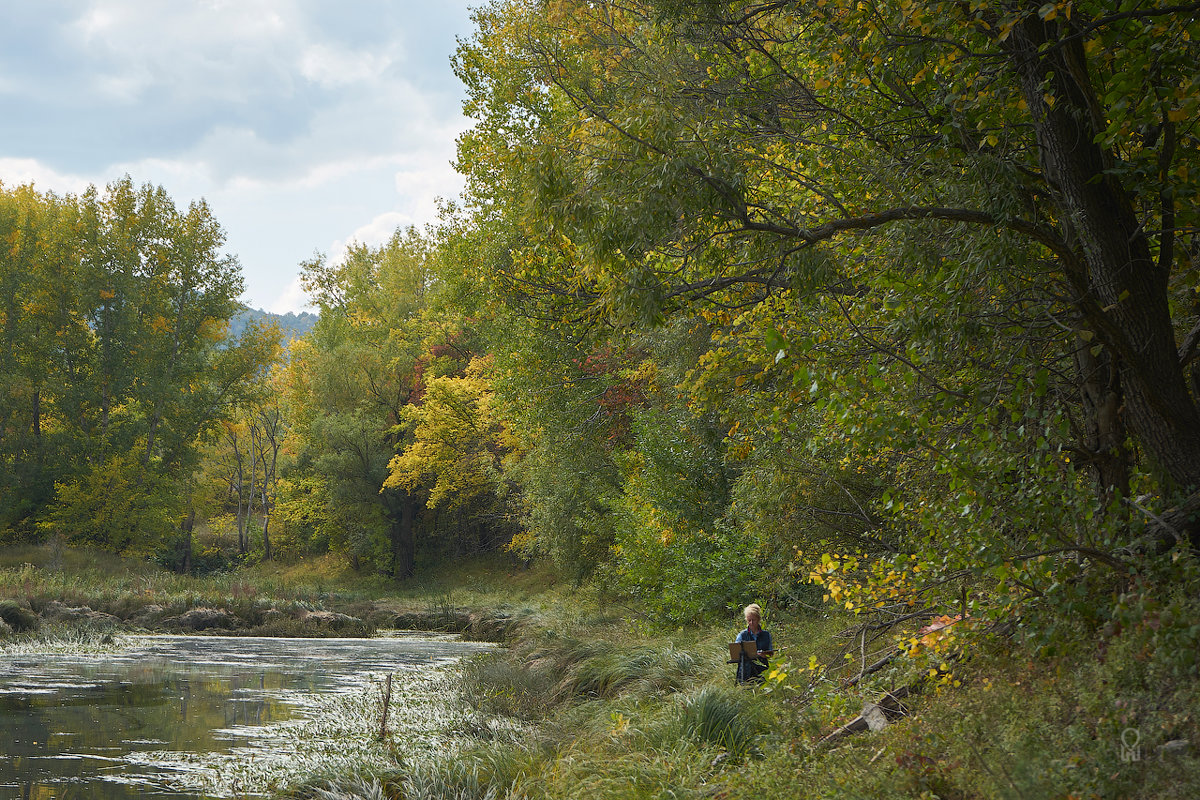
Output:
top-left (735, 627), bottom-right (773, 657)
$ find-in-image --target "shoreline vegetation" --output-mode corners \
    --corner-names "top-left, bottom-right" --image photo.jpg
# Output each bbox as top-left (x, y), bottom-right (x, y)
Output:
top-left (0, 546), bottom-right (526, 643)
top-left (3, 546), bottom-right (1197, 800)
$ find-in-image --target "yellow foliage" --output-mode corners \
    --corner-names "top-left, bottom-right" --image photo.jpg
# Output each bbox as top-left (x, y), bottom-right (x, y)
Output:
top-left (384, 357), bottom-right (502, 510)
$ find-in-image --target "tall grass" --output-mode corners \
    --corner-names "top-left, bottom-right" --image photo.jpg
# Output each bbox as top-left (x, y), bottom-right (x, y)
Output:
top-left (458, 630), bottom-right (705, 723)
top-left (674, 685), bottom-right (767, 760)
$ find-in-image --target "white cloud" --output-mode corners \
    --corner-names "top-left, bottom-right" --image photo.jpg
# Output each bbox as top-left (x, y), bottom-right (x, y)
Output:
top-left (0, 1), bottom-right (478, 314)
top-left (394, 165), bottom-right (465, 222)
top-left (329, 211), bottom-right (418, 265)
top-left (269, 275), bottom-right (314, 315)
top-left (0, 158), bottom-right (93, 195)
top-left (65, 1), bottom-right (300, 105)
top-left (299, 43), bottom-right (397, 88)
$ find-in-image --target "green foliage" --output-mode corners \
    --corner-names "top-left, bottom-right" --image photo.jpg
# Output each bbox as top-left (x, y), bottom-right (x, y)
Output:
top-left (0, 178), bottom-right (275, 556)
top-left (39, 453), bottom-right (181, 556)
top-left (437, 0), bottom-right (1200, 669)
top-left (488, 329), bottom-right (627, 577)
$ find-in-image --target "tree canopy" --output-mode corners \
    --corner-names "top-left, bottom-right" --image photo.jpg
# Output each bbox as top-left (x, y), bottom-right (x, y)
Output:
top-left (445, 0), bottom-right (1200, 623)
top-left (0, 178), bottom-right (277, 553)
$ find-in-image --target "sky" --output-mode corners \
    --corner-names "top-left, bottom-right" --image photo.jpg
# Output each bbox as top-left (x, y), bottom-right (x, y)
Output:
top-left (0, 1), bottom-right (478, 314)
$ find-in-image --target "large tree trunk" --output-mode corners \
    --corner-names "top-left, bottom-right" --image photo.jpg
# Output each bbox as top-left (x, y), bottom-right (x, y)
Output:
top-left (1006, 11), bottom-right (1200, 543)
top-left (390, 494), bottom-right (416, 580)
top-left (1074, 338), bottom-right (1130, 509)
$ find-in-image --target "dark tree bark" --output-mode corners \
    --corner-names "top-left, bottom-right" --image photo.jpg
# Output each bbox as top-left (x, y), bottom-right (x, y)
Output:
top-left (389, 492), bottom-right (416, 579)
top-left (1005, 10), bottom-right (1200, 543)
top-left (1074, 337), bottom-right (1130, 508)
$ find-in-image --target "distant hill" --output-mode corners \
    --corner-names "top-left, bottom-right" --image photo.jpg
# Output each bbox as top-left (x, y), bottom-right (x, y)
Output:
top-left (229, 306), bottom-right (319, 342)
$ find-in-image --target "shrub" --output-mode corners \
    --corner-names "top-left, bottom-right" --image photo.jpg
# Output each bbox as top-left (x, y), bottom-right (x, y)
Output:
top-left (0, 599), bottom-right (39, 632)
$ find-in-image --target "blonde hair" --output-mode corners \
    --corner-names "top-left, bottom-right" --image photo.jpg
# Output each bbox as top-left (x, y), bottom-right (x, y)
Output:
top-left (743, 603), bottom-right (762, 619)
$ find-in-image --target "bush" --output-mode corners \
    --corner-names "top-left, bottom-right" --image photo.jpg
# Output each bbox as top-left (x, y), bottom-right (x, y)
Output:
top-left (0, 599), bottom-right (40, 632)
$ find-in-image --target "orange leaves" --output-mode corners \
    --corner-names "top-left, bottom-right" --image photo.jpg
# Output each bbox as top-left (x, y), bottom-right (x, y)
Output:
top-left (909, 614), bottom-right (964, 654)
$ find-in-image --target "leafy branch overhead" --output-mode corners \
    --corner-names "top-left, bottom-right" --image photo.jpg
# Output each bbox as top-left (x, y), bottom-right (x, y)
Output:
top-left (451, 0), bottom-right (1200, 624)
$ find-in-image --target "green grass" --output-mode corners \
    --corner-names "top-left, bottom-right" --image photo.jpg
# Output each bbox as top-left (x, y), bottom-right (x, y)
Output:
top-left (408, 584), bottom-right (1200, 800)
top-left (4, 544), bottom-right (1197, 799)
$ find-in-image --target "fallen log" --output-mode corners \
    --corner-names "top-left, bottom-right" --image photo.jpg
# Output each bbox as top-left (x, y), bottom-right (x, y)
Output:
top-left (819, 686), bottom-right (912, 745)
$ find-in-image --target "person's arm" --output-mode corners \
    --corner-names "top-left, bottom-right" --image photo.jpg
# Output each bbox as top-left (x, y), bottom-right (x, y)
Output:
top-left (756, 631), bottom-right (774, 657)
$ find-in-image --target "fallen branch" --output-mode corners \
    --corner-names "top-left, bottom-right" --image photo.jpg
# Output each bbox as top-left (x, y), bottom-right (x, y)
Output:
top-left (377, 673), bottom-right (393, 740)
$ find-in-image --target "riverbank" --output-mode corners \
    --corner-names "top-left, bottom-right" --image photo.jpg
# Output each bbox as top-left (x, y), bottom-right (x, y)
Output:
top-left (0, 546), bottom-right (539, 642)
top-left (304, 584), bottom-right (1199, 800)
top-left (311, 605), bottom-right (1199, 800)
top-left (4, 546), bottom-right (1198, 799)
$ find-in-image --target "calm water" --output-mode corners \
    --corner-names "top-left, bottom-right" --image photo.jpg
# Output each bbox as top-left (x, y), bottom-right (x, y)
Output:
top-left (0, 633), bottom-right (493, 799)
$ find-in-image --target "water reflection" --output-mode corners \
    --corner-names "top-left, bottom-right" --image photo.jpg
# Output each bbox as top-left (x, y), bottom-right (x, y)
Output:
top-left (0, 633), bottom-right (492, 798)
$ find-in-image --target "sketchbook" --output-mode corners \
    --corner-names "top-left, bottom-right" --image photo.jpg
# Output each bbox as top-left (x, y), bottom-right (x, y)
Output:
top-left (728, 640), bottom-right (758, 662)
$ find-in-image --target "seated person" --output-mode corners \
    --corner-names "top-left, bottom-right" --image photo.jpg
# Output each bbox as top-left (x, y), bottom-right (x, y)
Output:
top-left (735, 603), bottom-right (775, 683)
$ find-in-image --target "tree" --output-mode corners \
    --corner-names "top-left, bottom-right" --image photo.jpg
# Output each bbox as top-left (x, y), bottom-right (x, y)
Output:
top-left (0, 178), bottom-right (277, 553)
top-left (0, 184), bottom-right (86, 530)
top-left (283, 228), bottom-right (486, 577)
top-left (384, 356), bottom-right (504, 512)
top-left (250, 387), bottom-right (287, 561)
top-left (195, 363), bottom-right (289, 566)
top-left (446, 0), bottom-right (1200, 632)
top-left (455, 0), bottom-right (1200, 542)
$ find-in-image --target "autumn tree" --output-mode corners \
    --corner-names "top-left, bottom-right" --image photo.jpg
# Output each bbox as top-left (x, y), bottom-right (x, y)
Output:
top-left (0, 184), bottom-right (86, 530)
top-left (450, 0), bottom-right (1200, 622)
top-left (0, 178), bottom-right (277, 553)
top-left (282, 227), bottom-right (509, 577)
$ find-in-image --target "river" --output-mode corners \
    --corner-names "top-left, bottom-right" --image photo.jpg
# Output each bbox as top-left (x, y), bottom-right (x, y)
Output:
top-left (0, 632), bottom-right (493, 798)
